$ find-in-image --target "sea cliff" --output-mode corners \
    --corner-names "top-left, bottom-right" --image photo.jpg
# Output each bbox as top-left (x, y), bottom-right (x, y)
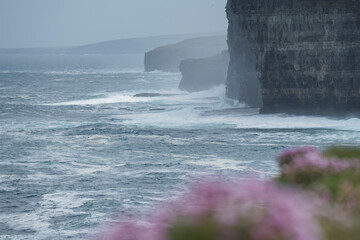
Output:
top-left (179, 50), bottom-right (229, 92)
top-left (226, 0), bottom-right (360, 114)
top-left (144, 35), bottom-right (227, 72)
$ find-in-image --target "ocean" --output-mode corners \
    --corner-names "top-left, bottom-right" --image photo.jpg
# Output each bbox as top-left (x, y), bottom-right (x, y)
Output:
top-left (1, 54), bottom-right (359, 240)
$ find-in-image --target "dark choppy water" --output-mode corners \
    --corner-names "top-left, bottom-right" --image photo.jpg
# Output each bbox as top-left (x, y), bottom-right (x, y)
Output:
top-left (1, 55), bottom-right (360, 240)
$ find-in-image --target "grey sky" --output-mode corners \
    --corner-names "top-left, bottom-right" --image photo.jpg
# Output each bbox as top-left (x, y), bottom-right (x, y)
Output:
top-left (0, 0), bottom-right (228, 48)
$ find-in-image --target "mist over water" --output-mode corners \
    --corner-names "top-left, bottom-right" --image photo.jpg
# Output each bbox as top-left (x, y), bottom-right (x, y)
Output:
top-left (1, 55), bottom-right (360, 239)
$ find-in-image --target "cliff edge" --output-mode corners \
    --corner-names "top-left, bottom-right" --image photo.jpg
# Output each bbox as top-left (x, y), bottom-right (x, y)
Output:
top-left (226, 0), bottom-right (360, 114)
top-left (144, 35), bottom-right (227, 72)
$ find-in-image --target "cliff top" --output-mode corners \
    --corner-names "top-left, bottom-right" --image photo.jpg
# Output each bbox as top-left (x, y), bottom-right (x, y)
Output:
top-left (227, 0), bottom-right (360, 13)
top-left (147, 35), bottom-right (227, 53)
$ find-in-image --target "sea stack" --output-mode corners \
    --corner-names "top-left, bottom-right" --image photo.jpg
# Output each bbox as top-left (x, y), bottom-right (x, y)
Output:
top-left (226, 0), bottom-right (360, 114)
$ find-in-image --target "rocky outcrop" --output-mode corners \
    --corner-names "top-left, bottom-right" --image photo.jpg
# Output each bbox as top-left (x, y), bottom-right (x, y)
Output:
top-left (144, 35), bottom-right (227, 72)
top-left (179, 50), bottom-right (229, 92)
top-left (226, 0), bottom-right (360, 114)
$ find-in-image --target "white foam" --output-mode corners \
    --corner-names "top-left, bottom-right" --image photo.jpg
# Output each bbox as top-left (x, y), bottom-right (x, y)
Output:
top-left (0, 70), bottom-right (27, 74)
top-left (0, 212), bottom-right (51, 234)
top-left (44, 84), bottom-right (186, 106)
top-left (125, 110), bottom-right (360, 132)
top-left (0, 121), bottom-right (89, 131)
top-left (43, 68), bottom-right (144, 75)
top-left (42, 82), bottom-right (360, 132)
top-left (233, 114), bottom-right (360, 131)
top-left (119, 85), bottom-right (360, 132)
top-left (41, 191), bottom-right (92, 210)
top-left (0, 68), bottom-right (145, 76)
top-left (0, 174), bottom-right (10, 183)
top-left (0, 211), bottom-right (91, 239)
top-left (72, 163), bottom-right (111, 175)
top-left (125, 134), bottom-right (192, 146)
top-left (45, 94), bottom-right (152, 106)
top-left (0, 192), bottom-right (91, 237)
top-left (25, 173), bottom-right (59, 181)
top-left (122, 107), bottom-right (204, 128)
top-left (0, 188), bottom-right (116, 239)
top-left (189, 157), bottom-right (250, 171)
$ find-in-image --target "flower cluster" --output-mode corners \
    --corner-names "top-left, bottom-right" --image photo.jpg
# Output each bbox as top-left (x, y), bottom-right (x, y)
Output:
top-left (94, 146), bottom-right (360, 240)
top-left (277, 147), bottom-right (356, 174)
top-left (277, 146), bottom-right (360, 239)
top-left (98, 181), bottom-right (322, 240)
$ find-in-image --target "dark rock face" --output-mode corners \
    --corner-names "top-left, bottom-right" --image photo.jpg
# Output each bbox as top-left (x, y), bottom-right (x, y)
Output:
top-left (179, 50), bottom-right (229, 92)
top-left (144, 35), bottom-right (227, 72)
top-left (226, 29), bottom-right (261, 107)
top-left (226, 0), bottom-right (360, 114)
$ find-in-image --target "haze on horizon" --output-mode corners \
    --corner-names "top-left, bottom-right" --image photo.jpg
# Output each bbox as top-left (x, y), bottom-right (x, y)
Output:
top-left (0, 0), bottom-right (228, 49)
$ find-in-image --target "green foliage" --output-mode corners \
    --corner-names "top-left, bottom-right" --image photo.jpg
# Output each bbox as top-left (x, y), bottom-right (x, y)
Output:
top-left (167, 217), bottom-right (219, 240)
top-left (319, 217), bottom-right (360, 240)
top-left (324, 146), bottom-right (360, 160)
top-left (278, 168), bottom-right (327, 187)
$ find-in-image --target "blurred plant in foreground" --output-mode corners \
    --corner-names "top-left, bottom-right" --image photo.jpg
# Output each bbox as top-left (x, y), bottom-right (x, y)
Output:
top-left (94, 146), bottom-right (360, 240)
top-left (98, 181), bottom-right (322, 240)
top-left (277, 146), bottom-right (360, 240)
top-left (277, 146), bottom-right (360, 213)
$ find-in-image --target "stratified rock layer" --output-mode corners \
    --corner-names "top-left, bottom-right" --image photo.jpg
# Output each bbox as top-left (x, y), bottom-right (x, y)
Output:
top-left (226, 0), bottom-right (360, 114)
top-left (144, 35), bottom-right (227, 72)
top-left (179, 50), bottom-right (229, 92)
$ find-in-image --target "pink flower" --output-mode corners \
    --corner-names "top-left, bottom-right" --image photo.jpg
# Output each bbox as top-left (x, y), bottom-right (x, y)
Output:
top-left (277, 146), bottom-right (317, 164)
top-left (98, 180), bottom-right (323, 240)
top-left (278, 147), bottom-right (357, 173)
